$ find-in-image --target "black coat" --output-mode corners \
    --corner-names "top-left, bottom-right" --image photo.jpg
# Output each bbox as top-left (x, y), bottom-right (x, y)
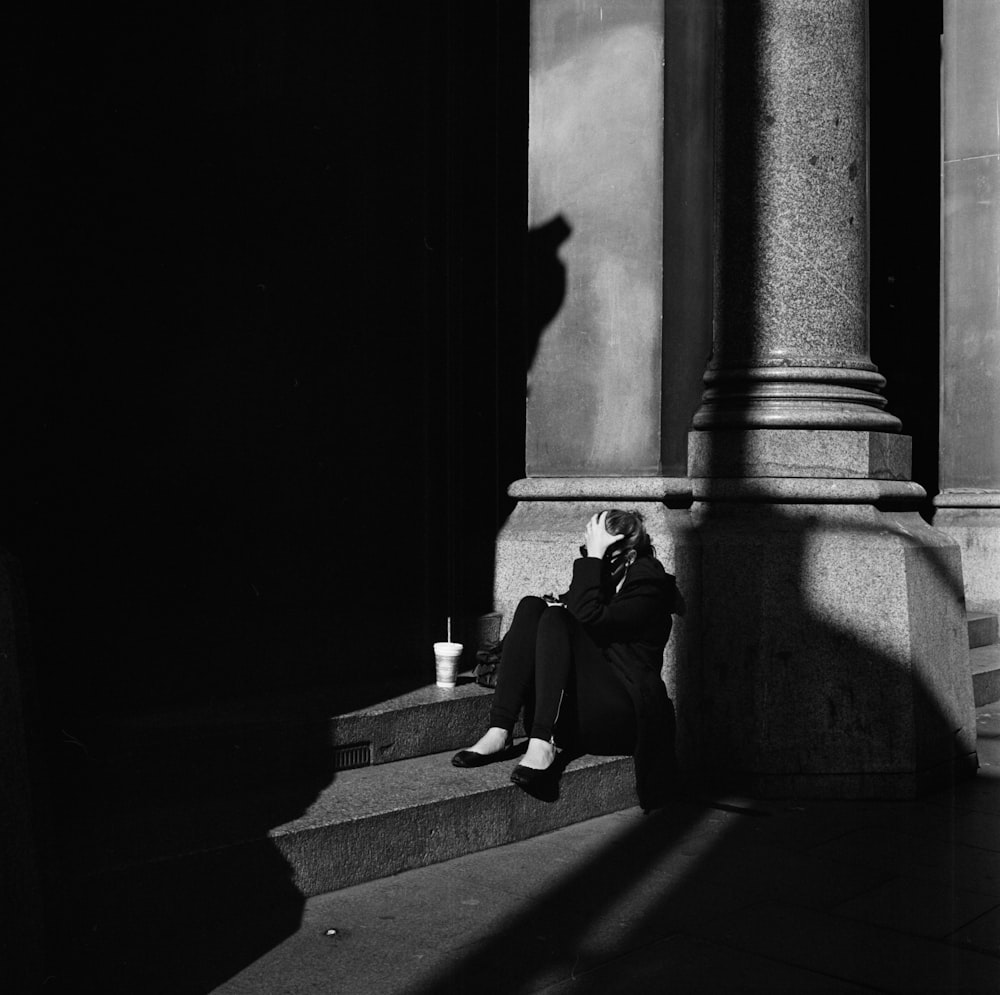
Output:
top-left (561, 554), bottom-right (679, 811)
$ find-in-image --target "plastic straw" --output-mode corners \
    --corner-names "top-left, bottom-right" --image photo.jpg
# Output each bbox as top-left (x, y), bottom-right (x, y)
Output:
top-left (447, 616), bottom-right (451, 643)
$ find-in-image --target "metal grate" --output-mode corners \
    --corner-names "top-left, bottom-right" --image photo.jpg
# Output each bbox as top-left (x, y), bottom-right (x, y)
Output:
top-left (333, 742), bottom-right (372, 772)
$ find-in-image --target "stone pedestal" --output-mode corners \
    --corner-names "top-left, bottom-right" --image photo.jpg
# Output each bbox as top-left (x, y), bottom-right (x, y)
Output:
top-left (933, 494), bottom-right (1000, 617)
top-left (687, 0), bottom-right (976, 797)
top-left (934, 0), bottom-right (1000, 616)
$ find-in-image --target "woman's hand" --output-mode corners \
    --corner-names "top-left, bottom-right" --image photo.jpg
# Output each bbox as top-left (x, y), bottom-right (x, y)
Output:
top-left (584, 511), bottom-right (622, 560)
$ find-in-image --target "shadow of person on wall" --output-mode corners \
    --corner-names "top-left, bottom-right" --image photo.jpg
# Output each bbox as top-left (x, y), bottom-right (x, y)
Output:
top-left (447, 213), bottom-right (572, 656)
top-left (524, 215), bottom-right (572, 384)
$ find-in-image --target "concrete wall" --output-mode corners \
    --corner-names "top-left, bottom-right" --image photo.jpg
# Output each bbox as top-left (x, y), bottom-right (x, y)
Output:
top-left (527, 0), bottom-right (665, 476)
top-left (526, 0), bottom-right (714, 477)
top-left (941, 0), bottom-right (1000, 488)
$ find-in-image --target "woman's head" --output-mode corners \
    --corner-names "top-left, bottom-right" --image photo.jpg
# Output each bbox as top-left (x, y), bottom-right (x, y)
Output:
top-left (602, 508), bottom-right (655, 561)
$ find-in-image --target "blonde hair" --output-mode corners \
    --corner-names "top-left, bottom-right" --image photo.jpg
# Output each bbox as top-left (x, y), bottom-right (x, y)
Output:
top-left (603, 509), bottom-right (655, 559)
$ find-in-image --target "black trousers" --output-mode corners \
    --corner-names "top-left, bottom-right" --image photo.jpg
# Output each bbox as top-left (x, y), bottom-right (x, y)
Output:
top-left (489, 596), bottom-right (636, 754)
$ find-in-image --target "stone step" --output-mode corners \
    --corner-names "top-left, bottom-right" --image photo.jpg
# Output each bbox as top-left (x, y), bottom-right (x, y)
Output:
top-left (971, 643), bottom-right (1000, 708)
top-left (80, 746), bottom-right (636, 897)
top-left (75, 677), bottom-right (518, 814)
top-left (967, 610), bottom-right (999, 649)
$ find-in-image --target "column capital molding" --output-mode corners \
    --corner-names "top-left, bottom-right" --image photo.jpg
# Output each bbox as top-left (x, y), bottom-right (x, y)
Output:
top-left (691, 478), bottom-right (926, 506)
top-left (933, 489), bottom-right (1000, 509)
top-left (508, 477), bottom-right (692, 506)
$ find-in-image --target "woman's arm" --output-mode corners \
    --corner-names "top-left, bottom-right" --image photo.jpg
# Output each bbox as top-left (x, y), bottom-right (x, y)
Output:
top-left (562, 558), bottom-right (667, 638)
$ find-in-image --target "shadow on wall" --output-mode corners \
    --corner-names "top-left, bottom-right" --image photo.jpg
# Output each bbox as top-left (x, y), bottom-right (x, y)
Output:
top-left (525, 215), bottom-right (572, 388)
top-left (449, 214), bottom-right (571, 651)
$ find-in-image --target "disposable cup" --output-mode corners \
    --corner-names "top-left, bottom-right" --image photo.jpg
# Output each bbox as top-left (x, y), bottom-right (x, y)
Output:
top-left (433, 641), bottom-right (463, 687)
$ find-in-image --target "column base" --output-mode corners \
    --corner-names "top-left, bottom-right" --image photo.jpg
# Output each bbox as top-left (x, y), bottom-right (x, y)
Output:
top-left (687, 499), bottom-right (977, 799)
top-left (688, 428), bottom-right (912, 480)
top-left (698, 752), bottom-right (979, 801)
top-left (692, 367), bottom-right (903, 433)
top-left (933, 490), bottom-right (1000, 615)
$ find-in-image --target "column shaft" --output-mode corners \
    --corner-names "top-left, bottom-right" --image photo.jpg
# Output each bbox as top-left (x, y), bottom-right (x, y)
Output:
top-left (696, 0), bottom-right (899, 432)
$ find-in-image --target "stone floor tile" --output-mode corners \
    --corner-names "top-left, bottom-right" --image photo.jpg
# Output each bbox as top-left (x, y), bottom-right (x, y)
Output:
top-left (691, 900), bottom-right (1000, 993)
top-left (733, 802), bottom-right (878, 853)
top-left (948, 904), bottom-right (1000, 958)
top-left (847, 798), bottom-right (1000, 854)
top-left (218, 875), bottom-right (563, 995)
top-left (677, 835), bottom-right (892, 911)
top-left (812, 826), bottom-right (1000, 898)
top-left (831, 874), bottom-right (1000, 939)
top-left (930, 774), bottom-right (1000, 817)
top-left (535, 934), bottom-right (874, 994)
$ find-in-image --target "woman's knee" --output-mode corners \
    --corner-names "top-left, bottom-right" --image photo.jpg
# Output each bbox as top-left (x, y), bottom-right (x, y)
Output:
top-left (536, 603), bottom-right (572, 640)
top-left (513, 595), bottom-right (547, 620)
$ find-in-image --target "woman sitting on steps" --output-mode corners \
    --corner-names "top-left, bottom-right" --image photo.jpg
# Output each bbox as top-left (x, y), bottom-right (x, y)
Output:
top-left (452, 509), bottom-right (679, 811)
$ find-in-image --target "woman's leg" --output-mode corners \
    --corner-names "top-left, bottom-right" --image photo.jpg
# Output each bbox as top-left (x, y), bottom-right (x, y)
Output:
top-left (529, 608), bottom-right (636, 761)
top-left (527, 607), bottom-right (574, 743)
top-left (462, 596), bottom-right (546, 757)
top-left (488, 595), bottom-right (547, 732)
top-left (517, 606), bottom-right (574, 769)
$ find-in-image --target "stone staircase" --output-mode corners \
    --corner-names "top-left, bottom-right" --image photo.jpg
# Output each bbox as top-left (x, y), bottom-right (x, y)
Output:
top-left (69, 609), bottom-right (999, 908)
top-left (969, 609), bottom-right (1000, 707)
top-left (71, 676), bottom-right (635, 902)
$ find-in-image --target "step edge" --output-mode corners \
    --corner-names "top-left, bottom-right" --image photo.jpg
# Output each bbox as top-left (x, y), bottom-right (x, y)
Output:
top-left (79, 751), bottom-right (636, 877)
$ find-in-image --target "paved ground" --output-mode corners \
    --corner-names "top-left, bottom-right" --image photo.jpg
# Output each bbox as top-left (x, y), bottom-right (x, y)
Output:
top-left (206, 702), bottom-right (1000, 994)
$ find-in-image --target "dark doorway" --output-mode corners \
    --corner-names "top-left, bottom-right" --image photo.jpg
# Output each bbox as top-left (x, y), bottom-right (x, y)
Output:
top-left (5, 3), bottom-right (528, 728)
top-left (868, 1), bottom-right (943, 514)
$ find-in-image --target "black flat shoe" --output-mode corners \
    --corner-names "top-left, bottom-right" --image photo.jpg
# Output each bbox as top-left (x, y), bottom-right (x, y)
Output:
top-left (509, 763), bottom-right (554, 786)
top-left (509, 752), bottom-right (569, 802)
top-left (451, 739), bottom-right (516, 768)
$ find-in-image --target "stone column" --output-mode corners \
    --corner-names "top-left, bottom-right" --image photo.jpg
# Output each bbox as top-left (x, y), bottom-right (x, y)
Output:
top-left (495, 0), bottom-right (714, 722)
top-left (687, 0), bottom-right (976, 797)
top-left (934, 0), bottom-right (1000, 617)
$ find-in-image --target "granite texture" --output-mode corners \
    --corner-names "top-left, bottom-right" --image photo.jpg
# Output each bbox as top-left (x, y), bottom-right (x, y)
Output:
top-left (686, 501), bottom-right (976, 797)
top-left (331, 683), bottom-right (520, 766)
top-left (273, 749), bottom-right (636, 896)
top-left (508, 476), bottom-right (692, 502)
top-left (688, 429), bottom-right (912, 480)
top-left (713, 0), bottom-right (867, 363)
top-left (696, 0), bottom-right (900, 431)
top-left (934, 489), bottom-right (1000, 509)
top-left (691, 478), bottom-right (926, 505)
top-left (932, 504), bottom-right (1000, 616)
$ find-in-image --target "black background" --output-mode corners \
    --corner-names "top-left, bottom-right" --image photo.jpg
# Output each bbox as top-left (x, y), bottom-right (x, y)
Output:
top-left (4, 0), bottom-right (940, 728)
